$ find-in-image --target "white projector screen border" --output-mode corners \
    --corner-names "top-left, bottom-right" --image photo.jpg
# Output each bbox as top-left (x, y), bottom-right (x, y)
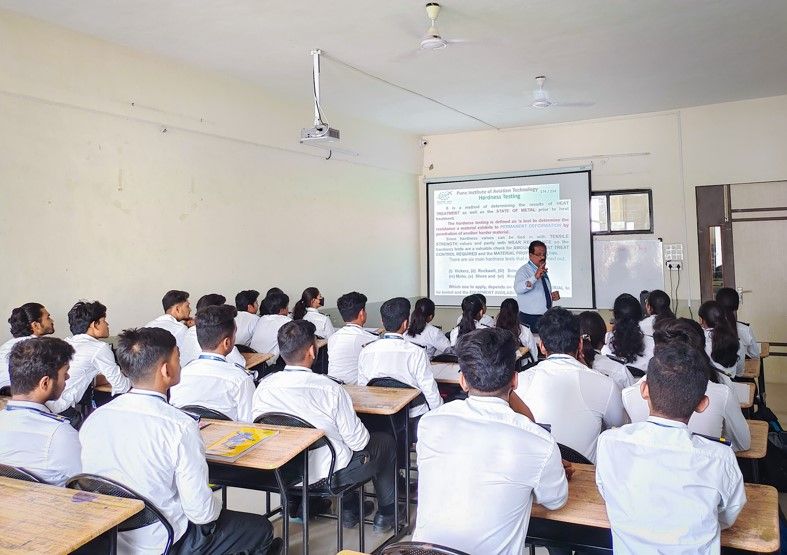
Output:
top-left (426, 166), bottom-right (596, 309)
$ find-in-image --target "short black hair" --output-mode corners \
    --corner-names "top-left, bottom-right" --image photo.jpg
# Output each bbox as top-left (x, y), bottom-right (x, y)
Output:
top-left (235, 290), bottom-right (259, 311)
top-left (68, 300), bottom-right (107, 335)
top-left (529, 240), bottom-right (547, 254)
top-left (539, 307), bottom-right (580, 355)
top-left (9, 337), bottom-right (74, 395)
top-left (715, 287), bottom-right (740, 312)
top-left (262, 291), bottom-right (289, 315)
top-left (647, 342), bottom-right (709, 420)
top-left (278, 319), bottom-right (316, 364)
top-left (116, 327), bottom-right (177, 383)
top-left (457, 328), bottom-right (517, 393)
top-left (196, 304), bottom-right (238, 350)
top-left (195, 293), bottom-right (226, 312)
top-left (8, 303), bottom-right (45, 338)
top-left (381, 297), bottom-right (411, 332)
top-left (337, 292), bottom-right (367, 322)
top-left (162, 290), bottom-right (189, 312)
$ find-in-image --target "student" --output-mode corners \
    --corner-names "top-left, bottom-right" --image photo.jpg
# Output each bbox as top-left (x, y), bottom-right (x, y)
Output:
top-left (495, 298), bottom-right (538, 359)
top-left (602, 293), bottom-right (655, 373)
top-left (358, 297), bottom-right (442, 417)
top-left (327, 291), bottom-right (377, 384)
top-left (170, 304), bottom-right (255, 422)
top-left (47, 301), bottom-right (132, 416)
top-left (621, 318), bottom-right (750, 451)
top-left (404, 298), bottom-right (451, 358)
top-left (0, 302), bottom-right (55, 389)
top-left (80, 327), bottom-right (279, 555)
top-left (639, 289), bottom-right (674, 337)
top-left (454, 293), bottom-right (494, 328)
top-left (252, 320), bottom-right (398, 531)
top-left (698, 300), bottom-right (739, 378)
top-left (715, 287), bottom-right (760, 375)
top-left (0, 337), bottom-right (80, 485)
top-left (578, 311), bottom-right (635, 391)
top-left (449, 294), bottom-right (485, 346)
top-left (413, 328), bottom-right (569, 554)
top-left (249, 291), bottom-right (292, 357)
top-left (234, 289), bottom-right (260, 347)
top-left (292, 287), bottom-right (335, 339)
top-left (180, 294), bottom-right (246, 368)
top-left (515, 307), bottom-right (626, 462)
top-left (144, 289), bottom-right (192, 362)
top-left (596, 343), bottom-right (746, 554)
top-left (258, 287), bottom-right (284, 315)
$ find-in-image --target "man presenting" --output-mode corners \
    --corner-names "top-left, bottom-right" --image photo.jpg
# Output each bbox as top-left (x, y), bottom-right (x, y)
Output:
top-left (514, 240), bottom-right (560, 333)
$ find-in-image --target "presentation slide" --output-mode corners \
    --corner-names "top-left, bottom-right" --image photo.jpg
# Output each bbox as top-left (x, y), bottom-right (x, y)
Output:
top-left (427, 169), bottom-right (594, 308)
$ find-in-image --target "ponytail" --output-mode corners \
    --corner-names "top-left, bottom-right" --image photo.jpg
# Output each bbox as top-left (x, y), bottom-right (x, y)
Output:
top-left (407, 298), bottom-right (435, 337)
top-left (646, 289), bottom-right (674, 326)
top-left (578, 311), bottom-right (607, 367)
top-left (495, 298), bottom-right (522, 347)
top-left (699, 301), bottom-right (739, 368)
top-left (8, 302), bottom-right (44, 338)
top-left (611, 294), bottom-right (645, 364)
top-left (458, 295), bottom-right (483, 338)
top-left (293, 287), bottom-right (320, 321)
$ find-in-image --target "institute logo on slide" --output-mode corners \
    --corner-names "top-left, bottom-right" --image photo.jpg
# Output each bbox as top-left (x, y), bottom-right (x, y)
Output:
top-left (437, 191), bottom-right (452, 202)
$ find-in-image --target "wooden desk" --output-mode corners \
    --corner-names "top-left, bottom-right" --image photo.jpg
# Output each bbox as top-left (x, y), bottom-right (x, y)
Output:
top-left (736, 420), bottom-right (769, 460)
top-left (759, 342), bottom-right (770, 357)
top-left (733, 382), bottom-right (756, 409)
top-left (337, 551), bottom-right (369, 555)
top-left (530, 464), bottom-right (780, 553)
top-left (0, 396), bottom-right (8, 410)
top-left (242, 351), bottom-right (274, 369)
top-left (740, 357), bottom-right (760, 379)
top-left (342, 384), bottom-right (420, 416)
top-left (0, 476), bottom-right (143, 554)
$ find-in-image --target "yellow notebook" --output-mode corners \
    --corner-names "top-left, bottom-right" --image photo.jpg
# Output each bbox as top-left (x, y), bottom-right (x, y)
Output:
top-left (205, 427), bottom-right (278, 462)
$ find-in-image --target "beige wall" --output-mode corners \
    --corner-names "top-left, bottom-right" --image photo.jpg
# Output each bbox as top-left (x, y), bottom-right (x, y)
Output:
top-left (0, 10), bottom-right (422, 341)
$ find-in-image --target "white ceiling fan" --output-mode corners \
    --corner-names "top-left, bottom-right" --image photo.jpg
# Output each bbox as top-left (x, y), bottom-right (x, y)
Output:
top-left (531, 76), bottom-right (595, 108)
top-left (419, 2), bottom-right (467, 50)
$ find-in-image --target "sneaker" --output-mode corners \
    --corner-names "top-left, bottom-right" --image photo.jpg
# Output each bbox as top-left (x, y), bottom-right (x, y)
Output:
top-left (341, 500), bottom-right (375, 528)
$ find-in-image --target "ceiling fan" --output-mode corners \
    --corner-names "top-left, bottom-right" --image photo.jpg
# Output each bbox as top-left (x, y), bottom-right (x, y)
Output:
top-left (419, 2), bottom-right (465, 50)
top-left (531, 76), bottom-right (595, 108)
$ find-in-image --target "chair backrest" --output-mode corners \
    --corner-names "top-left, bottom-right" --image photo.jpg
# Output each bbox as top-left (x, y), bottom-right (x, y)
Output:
top-left (0, 386), bottom-right (11, 397)
top-left (235, 344), bottom-right (256, 354)
top-left (430, 353), bottom-right (458, 364)
top-left (0, 463), bottom-right (44, 483)
top-left (627, 365), bottom-right (646, 378)
top-left (380, 541), bottom-right (471, 555)
top-left (179, 405), bottom-right (232, 421)
top-left (557, 443), bottom-right (593, 465)
top-left (312, 343), bottom-right (330, 375)
top-left (367, 377), bottom-right (427, 409)
top-left (67, 473), bottom-right (175, 554)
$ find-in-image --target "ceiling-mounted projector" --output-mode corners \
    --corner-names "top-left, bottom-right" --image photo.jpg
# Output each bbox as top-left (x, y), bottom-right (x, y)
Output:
top-left (300, 123), bottom-right (340, 143)
top-left (300, 49), bottom-right (341, 146)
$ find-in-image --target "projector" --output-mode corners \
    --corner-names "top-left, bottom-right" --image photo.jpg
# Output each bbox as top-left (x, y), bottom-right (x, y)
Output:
top-left (300, 124), bottom-right (340, 144)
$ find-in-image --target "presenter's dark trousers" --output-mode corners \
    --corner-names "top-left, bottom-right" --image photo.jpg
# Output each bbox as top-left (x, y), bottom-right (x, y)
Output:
top-left (519, 312), bottom-right (544, 334)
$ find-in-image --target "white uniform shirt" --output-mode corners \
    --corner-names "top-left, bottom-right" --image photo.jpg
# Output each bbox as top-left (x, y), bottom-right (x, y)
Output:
top-left (515, 354), bottom-right (626, 462)
top-left (602, 330), bottom-right (655, 373)
top-left (0, 335), bottom-right (33, 388)
top-left (703, 328), bottom-right (739, 378)
top-left (596, 417), bottom-right (746, 554)
top-left (622, 376), bottom-right (751, 451)
top-left (169, 353), bottom-right (256, 422)
top-left (252, 367), bottom-right (369, 483)
top-left (456, 313), bottom-right (495, 328)
top-left (144, 314), bottom-right (189, 364)
top-left (516, 324), bottom-right (539, 358)
top-left (403, 323), bottom-right (451, 359)
top-left (80, 389), bottom-right (220, 554)
top-left (327, 324), bottom-right (377, 384)
top-left (234, 311), bottom-right (259, 347)
top-left (303, 308), bottom-right (335, 339)
top-left (249, 314), bottom-right (292, 357)
top-left (592, 352), bottom-right (635, 391)
top-left (357, 333), bottom-right (443, 417)
top-left (47, 334), bottom-right (132, 414)
top-left (413, 396), bottom-right (568, 555)
top-left (0, 400), bottom-right (81, 485)
top-left (179, 326), bottom-right (246, 368)
top-left (449, 320), bottom-right (490, 346)
top-left (735, 321), bottom-right (760, 376)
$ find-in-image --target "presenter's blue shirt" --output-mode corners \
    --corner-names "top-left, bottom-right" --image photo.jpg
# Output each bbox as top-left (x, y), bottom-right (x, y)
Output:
top-left (514, 260), bottom-right (551, 315)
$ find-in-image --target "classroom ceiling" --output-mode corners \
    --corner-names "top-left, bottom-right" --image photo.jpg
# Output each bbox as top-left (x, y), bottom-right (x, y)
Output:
top-left (4, 0), bottom-right (787, 135)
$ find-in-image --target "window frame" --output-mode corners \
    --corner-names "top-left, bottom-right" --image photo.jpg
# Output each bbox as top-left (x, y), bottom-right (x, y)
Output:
top-left (591, 189), bottom-right (654, 235)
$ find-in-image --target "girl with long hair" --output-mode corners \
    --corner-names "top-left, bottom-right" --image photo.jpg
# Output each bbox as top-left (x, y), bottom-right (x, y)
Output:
top-left (292, 287), bottom-right (335, 339)
top-left (449, 295), bottom-right (484, 346)
top-left (495, 299), bottom-right (538, 360)
top-left (698, 300), bottom-right (739, 378)
top-left (578, 310), bottom-right (634, 390)
top-left (404, 298), bottom-right (450, 358)
top-left (601, 293), bottom-right (655, 373)
top-left (640, 289), bottom-right (675, 337)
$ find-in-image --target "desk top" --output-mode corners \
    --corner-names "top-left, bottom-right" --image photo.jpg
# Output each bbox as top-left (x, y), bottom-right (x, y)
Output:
top-left (740, 357), bottom-right (760, 379)
top-left (343, 385), bottom-right (420, 416)
top-left (0, 476), bottom-right (144, 555)
top-left (733, 381), bottom-right (756, 409)
top-left (736, 420), bottom-right (769, 459)
top-left (242, 352), bottom-right (274, 369)
top-left (200, 420), bottom-right (324, 470)
top-left (0, 396), bottom-right (8, 410)
top-left (530, 464), bottom-right (780, 553)
top-left (759, 342), bottom-right (770, 357)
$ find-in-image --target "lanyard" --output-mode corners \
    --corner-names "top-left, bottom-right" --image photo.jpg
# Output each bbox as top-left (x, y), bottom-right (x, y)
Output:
top-left (5, 404), bottom-right (52, 417)
top-left (127, 390), bottom-right (167, 402)
top-left (382, 334), bottom-right (404, 340)
top-left (198, 354), bottom-right (227, 363)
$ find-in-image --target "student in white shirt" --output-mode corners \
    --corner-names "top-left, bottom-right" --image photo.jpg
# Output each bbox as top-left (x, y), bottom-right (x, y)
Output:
top-left (327, 291), bottom-right (377, 384)
top-left (715, 287), bottom-right (760, 375)
top-left (640, 289), bottom-right (674, 337)
top-left (414, 327), bottom-right (569, 554)
top-left (252, 320), bottom-right (398, 532)
top-left (144, 289), bottom-right (193, 366)
top-left (258, 287), bottom-right (284, 315)
top-left (621, 317), bottom-right (750, 451)
top-left (358, 297), bottom-right (442, 418)
top-left (170, 304), bottom-right (255, 422)
top-left (453, 293), bottom-right (495, 329)
top-left (596, 343), bottom-right (746, 554)
top-left (180, 294), bottom-right (246, 368)
top-left (80, 327), bottom-right (278, 555)
top-left (0, 302), bottom-right (55, 390)
top-left (249, 291), bottom-right (292, 357)
top-left (48, 301), bottom-right (131, 417)
top-left (515, 307), bottom-right (626, 463)
top-left (602, 293), bottom-right (655, 373)
top-left (578, 310), bottom-right (634, 391)
top-left (699, 300), bottom-right (740, 378)
top-left (293, 287), bottom-right (335, 339)
top-left (234, 289), bottom-right (260, 347)
top-left (494, 298), bottom-right (538, 362)
top-left (0, 337), bottom-right (80, 485)
top-left (449, 294), bottom-right (485, 346)
top-left (404, 298), bottom-right (450, 358)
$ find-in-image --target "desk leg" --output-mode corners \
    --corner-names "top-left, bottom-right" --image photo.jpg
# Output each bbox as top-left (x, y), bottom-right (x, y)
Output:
top-left (274, 469), bottom-right (289, 555)
top-left (109, 525), bottom-right (118, 555)
top-left (388, 413), bottom-right (400, 537)
top-left (302, 449), bottom-right (309, 555)
top-left (758, 358), bottom-right (766, 404)
top-left (404, 408), bottom-right (411, 532)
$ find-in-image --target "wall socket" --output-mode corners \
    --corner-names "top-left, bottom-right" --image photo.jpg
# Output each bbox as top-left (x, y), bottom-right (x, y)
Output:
top-left (664, 243), bottom-right (684, 267)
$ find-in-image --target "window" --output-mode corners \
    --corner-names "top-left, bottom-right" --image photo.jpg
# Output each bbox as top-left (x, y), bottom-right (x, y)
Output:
top-left (591, 189), bottom-right (653, 234)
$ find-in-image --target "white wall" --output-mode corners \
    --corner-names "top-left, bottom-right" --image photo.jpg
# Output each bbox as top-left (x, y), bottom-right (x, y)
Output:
top-left (0, 10), bottom-right (422, 340)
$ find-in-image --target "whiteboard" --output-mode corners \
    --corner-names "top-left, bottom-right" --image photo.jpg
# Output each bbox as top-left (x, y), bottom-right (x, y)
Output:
top-left (593, 239), bottom-right (664, 309)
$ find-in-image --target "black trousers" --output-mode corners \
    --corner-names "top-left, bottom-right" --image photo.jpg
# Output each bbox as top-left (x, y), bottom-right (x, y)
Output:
top-left (519, 312), bottom-right (543, 334)
top-left (336, 431), bottom-right (397, 511)
top-left (171, 509), bottom-right (275, 555)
